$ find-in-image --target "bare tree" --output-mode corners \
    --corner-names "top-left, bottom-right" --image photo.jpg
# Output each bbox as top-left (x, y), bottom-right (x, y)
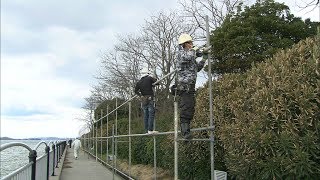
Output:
top-left (77, 95), bottom-right (101, 133)
top-left (90, 83), bottom-right (114, 101)
top-left (178, 0), bottom-right (244, 37)
top-left (296, 0), bottom-right (320, 16)
top-left (298, 0), bottom-right (319, 7)
top-left (142, 11), bottom-right (196, 91)
top-left (177, 0), bottom-right (246, 82)
top-left (76, 113), bottom-right (92, 136)
top-left (97, 12), bottom-right (195, 97)
top-left (98, 40), bottom-right (142, 99)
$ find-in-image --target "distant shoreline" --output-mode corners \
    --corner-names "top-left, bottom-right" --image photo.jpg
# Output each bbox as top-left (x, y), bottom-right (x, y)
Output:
top-left (0, 137), bottom-right (67, 140)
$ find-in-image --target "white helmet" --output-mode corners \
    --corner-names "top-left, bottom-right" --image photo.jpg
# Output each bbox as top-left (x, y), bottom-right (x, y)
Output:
top-left (148, 71), bottom-right (156, 78)
top-left (141, 71), bottom-right (154, 78)
top-left (178, 33), bottom-right (193, 45)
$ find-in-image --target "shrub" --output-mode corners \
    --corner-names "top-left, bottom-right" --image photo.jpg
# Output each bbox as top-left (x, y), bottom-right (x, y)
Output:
top-left (90, 35), bottom-right (319, 179)
top-left (195, 36), bottom-right (319, 179)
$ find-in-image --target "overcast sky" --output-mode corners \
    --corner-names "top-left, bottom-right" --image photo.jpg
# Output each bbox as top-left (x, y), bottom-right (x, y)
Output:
top-left (1, 0), bottom-right (318, 139)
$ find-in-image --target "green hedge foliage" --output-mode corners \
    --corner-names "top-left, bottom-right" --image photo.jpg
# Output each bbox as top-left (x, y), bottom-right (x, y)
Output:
top-left (90, 36), bottom-right (319, 179)
top-left (195, 36), bottom-right (319, 179)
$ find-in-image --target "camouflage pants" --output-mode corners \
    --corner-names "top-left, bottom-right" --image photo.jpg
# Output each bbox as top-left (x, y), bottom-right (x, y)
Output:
top-left (179, 91), bottom-right (195, 123)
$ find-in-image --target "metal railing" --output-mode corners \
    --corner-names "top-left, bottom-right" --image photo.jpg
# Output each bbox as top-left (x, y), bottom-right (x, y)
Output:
top-left (82, 63), bottom-right (225, 180)
top-left (81, 15), bottom-right (225, 180)
top-left (0, 140), bottom-right (67, 180)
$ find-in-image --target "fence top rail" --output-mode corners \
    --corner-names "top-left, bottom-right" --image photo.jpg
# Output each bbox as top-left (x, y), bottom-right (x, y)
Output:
top-left (1, 161), bottom-right (33, 180)
top-left (0, 142), bottom-right (33, 152)
top-left (102, 95), bottom-right (137, 118)
top-left (55, 140), bottom-right (66, 145)
top-left (84, 126), bottom-right (214, 139)
top-left (48, 141), bottom-right (55, 146)
top-left (33, 141), bottom-right (48, 151)
top-left (94, 70), bottom-right (176, 124)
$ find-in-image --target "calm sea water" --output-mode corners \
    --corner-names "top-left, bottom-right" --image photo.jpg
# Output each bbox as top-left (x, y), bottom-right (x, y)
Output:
top-left (0, 140), bottom-right (48, 178)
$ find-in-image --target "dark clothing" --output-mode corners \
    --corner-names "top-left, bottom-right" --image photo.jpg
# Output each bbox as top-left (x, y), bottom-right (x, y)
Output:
top-left (135, 75), bottom-right (157, 132)
top-left (134, 75), bottom-right (157, 96)
top-left (175, 47), bottom-right (206, 139)
top-left (68, 139), bottom-right (72, 148)
top-left (179, 90), bottom-right (195, 123)
top-left (176, 48), bottom-right (205, 90)
top-left (175, 47), bottom-right (204, 121)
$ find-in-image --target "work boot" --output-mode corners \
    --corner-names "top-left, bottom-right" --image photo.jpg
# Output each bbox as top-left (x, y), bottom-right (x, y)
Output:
top-left (180, 123), bottom-right (192, 140)
top-left (147, 130), bottom-right (159, 134)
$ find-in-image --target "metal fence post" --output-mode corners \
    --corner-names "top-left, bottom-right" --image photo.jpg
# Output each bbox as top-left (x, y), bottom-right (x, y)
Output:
top-left (174, 101), bottom-right (178, 180)
top-left (101, 108), bottom-right (103, 160)
top-left (63, 141), bottom-right (66, 152)
top-left (92, 110), bottom-right (95, 155)
top-left (115, 98), bottom-right (118, 169)
top-left (60, 143), bottom-right (62, 161)
top-left (128, 101), bottom-right (132, 177)
top-left (112, 124), bottom-right (115, 180)
top-left (29, 150), bottom-right (37, 180)
top-left (205, 15), bottom-right (215, 180)
top-left (95, 121), bottom-right (98, 162)
top-left (45, 146), bottom-right (50, 180)
top-left (52, 144), bottom-right (56, 175)
top-left (153, 105), bottom-right (157, 180)
top-left (107, 105), bottom-right (109, 164)
top-left (57, 143), bottom-right (60, 163)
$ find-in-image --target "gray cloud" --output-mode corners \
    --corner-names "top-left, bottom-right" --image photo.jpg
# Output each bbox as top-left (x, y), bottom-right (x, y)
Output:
top-left (1, 0), bottom-right (317, 139)
top-left (2, 0), bottom-right (177, 31)
top-left (1, 0), bottom-right (178, 56)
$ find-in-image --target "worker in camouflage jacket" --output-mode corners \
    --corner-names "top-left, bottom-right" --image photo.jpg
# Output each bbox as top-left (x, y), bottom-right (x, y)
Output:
top-left (175, 33), bottom-right (209, 139)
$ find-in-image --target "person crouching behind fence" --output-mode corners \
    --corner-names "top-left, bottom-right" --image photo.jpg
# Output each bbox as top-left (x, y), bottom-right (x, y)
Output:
top-left (72, 137), bottom-right (82, 159)
top-left (135, 71), bottom-right (159, 134)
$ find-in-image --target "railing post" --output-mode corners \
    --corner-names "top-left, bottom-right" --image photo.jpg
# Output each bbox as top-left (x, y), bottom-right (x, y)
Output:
top-left (62, 141), bottom-right (65, 153)
top-left (174, 101), bottom-right (179, 180)
top-left (92, 109), bottom-right (94, 155)
top-left (106, 105), bottom-right (109, 164)
top-left (95, 121), bottom-right (98, 162)
top-left (60, 142), bottom-right (63, 159)
top-left (115, 98), bottom-right (118, 168)
top-left (56, 143), bottom-right (59, 167)
top-left (112, 124), bottom-right (115, 180)
top-left (128, 101), bottom-right (132, 177)
top-left (101, 108), bottom-right (103, 161)
top-left (52, 144), bottom-right (56, 175)
top-left (206, 15), bottom-right (215, 180)
top-left (64, 141), bottom-right (67, 154)
top-left (87, 133), bottom-right (90, 159)
top-left (29, 150), bottom-right (37, 180)
top-left (153, 99), bottom-right (157, 180)
top-left (57, 143), bottom-right (60, 163)
top-left (45, 146), bottom-right (50, 180)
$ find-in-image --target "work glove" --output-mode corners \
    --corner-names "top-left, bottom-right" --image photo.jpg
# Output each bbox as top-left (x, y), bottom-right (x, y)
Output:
top-left (170, 85), bottom-right (177, 95)
top-left (192, 46), bottom-right (199, 51)
top-left (201, 46), bottom-right (211, 59)
top-left (196, 50), bottom-right (203, 57)
top-left (201, 47), bottom-right (211, 54)
top-left (203, 52), bottom-right (208, 59)
top-left (200, 49), bottom-right (209, 59)
top-left (192, 46), bottom-right (203, 57)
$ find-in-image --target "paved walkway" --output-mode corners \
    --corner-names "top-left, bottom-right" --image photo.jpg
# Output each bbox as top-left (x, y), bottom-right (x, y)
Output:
top-left (60, 147), bottom-right (123, 180)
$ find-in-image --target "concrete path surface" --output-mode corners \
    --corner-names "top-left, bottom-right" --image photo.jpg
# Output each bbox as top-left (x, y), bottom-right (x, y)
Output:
top-left (60, 147), bottom-right (123, 180)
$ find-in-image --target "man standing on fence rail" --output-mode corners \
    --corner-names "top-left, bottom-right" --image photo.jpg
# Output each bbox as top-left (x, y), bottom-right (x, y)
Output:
top-left (135, 71), bottom-right (159, 134)
top-left (72, 137), bottom-right (82, 159)
top-left (175, 33), bottom-right (209, 140)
